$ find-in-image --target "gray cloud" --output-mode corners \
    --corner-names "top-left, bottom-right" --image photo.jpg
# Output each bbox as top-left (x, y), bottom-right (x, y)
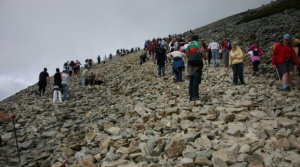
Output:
top-left (0, 0), bottom-right (272, 101)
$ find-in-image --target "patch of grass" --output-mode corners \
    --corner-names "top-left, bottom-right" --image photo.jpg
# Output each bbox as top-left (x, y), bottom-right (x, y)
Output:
top-left (237, 0), bottom-right (300, 24)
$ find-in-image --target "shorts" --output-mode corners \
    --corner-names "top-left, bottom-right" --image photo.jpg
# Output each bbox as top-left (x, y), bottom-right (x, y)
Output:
top-left (277, 60), bottom-right (294, 76)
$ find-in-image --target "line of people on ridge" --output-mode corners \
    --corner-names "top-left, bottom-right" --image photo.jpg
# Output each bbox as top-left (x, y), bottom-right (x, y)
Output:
top-left (141, 33), bottom-right (299, 101)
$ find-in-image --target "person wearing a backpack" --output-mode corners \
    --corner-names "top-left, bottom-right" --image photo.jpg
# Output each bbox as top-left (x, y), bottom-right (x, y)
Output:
top-left (223, 38), bottom-right (232, 68)
top-left (185, 35), bottom-right (206, 101)
top-left (154, 41), bottom-right (167, 77)
top-left (247, 41), bottom-right (265, 76)
top-left (272, 33), bottom-right (299, 90)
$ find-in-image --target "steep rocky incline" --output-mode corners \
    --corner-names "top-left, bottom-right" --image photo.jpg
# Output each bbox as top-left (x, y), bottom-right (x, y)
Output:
top-left (1, 1), bottom-right (300, 166)
top-left (0, 50), bottom-right (300, 167)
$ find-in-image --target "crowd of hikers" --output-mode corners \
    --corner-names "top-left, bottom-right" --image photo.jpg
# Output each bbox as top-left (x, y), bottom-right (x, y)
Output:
top-left (1, 30), bottom-right (300, 147)
top-left (140, 32), bottom-right (299, 100)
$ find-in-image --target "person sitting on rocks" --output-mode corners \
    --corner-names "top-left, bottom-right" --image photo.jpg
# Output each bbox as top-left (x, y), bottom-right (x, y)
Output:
top-left (167, 47), bottom-right (186, 82)
top-left (140, 52), bottom-right (149, 65)
top-left (95, 74), bottom-right (104, 85)
top-left (272, 33), bottom-right (299, 90)
top-left (53, 68), bottom-right (63, 102)
top-left (88, 72), bottom-right (96, 85)
top-left (229, 42), bottom-right (246, 85)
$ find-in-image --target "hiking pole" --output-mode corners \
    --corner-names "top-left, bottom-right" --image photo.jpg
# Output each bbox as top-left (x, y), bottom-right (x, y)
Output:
top-left (221, 60), bottom-right (232, 83)
top-left (11, 100), bottom-right (21, 162)
top-left (275, 67), bottom-right (281, 81)
top-left (205, 59), bottom-right (212, 95)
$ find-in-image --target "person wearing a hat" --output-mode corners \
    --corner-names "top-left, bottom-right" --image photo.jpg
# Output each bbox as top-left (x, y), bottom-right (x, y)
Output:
top-left (272, 33), bottom-right (299, 90)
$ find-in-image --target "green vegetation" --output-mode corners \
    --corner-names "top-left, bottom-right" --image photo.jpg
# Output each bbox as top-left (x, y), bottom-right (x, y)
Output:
top-left (237, 0), bottom-right (300, 24)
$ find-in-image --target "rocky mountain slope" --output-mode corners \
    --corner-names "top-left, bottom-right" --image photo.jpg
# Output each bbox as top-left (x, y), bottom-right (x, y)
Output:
top-left (1, 0), bottom-right (300, 167)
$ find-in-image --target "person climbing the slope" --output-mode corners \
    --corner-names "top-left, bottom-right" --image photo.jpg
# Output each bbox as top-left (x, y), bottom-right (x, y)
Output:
top-left (229, 42), bottom-right (246, 85)
top-left (38, 68), bottom-right (50, 96)
top-left (61, 70), bottom-right (69, 101)
top-left (223, 38), bottom-right (232, 68)
top-left (53, 68), bottom-right (63, 102)
top-left (185, 35), bottom-right (206, 101)
top-left (246, 41), bottom-right (265, 76)
top-left (272, 33), bottom-right (299, 90)
top-left (208, 41), bottom-right (220, 67)
top-left (81, 67), bottom-right (89, 86)
top-left (167, 47), bottom-right (186, 82)
top-left (154, 41), bottom-right (167, 77)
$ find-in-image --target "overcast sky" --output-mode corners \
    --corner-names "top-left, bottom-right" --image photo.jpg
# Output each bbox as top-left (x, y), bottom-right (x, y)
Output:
top-left (0, 0), bottom-right (272, 101)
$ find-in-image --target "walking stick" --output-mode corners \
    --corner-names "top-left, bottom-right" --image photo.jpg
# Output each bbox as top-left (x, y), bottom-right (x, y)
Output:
top-left (11, 100), bottom-right (21, 162)
top-left (205, 59), bottom-right (212, 95)
top-left (222, 59), bottom-right (232, 83)
top-left (275, 67), bottom-right (281, 81)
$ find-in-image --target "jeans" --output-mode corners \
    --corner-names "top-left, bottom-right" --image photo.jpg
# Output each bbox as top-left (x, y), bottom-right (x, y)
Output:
top-left (174, 67), bottom-right (183, 81)
top-left (211, 49), bottom-right (219, 67)
top-left (158, 63), bottom-right (165, 76)
top-left (82, 76), bottom-right (86, 86)
top-left (224, 49), bottom-right (230, 68)
top-left (62, 83), bottom-right (68, 101)
top-left (232, 62), bottom-right (244, 85)
top-left (189, 69), bottom-right (202, 100)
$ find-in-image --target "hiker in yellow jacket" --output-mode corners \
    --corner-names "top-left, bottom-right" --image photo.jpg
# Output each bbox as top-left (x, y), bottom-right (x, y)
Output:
top-left (229, 42), bottom-right (245, 85)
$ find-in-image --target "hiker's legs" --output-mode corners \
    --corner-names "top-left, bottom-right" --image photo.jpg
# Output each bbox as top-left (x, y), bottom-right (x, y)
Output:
top-left (212, 49), bottom-right (218, 67)
top-left (282, 72), bottom-right (288, 87)
top-left (232, 64), bottom-right (238, 85)
top-left (178, 68), bottom-right (183, 81)
top-left (162, 64), bottom-right (165, 76)
top-left (288, 71), bottom-right (294, 85)
top-left (189, 69), bottom-right (202, 100)
top-left (62, 84), bottom-right (68, 101)
top-left (189, 75), bottom-right (194, 100)
top-left (53, 90), bottom-right (57, 102)
top-left (82, 76), bottom-right (86, 86)
top-left (224, 50), bottom-right (230, 68)
top-left (237, 62), bottom-right (245, 84)
top-left (58, 91), bottom-right (62, 102)
top-left (157, 65), bottom-right (162, 76)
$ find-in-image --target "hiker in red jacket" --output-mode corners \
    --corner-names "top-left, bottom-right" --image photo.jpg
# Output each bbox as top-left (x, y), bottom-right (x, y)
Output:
top-left (272, 33), bottom-right (299, 90)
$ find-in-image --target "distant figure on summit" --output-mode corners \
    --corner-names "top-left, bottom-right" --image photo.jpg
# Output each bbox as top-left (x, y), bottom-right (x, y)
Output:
top-left (38, 68), bottom-right (50, 96)
top-left (97, 55), bottom-right (101, 64)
